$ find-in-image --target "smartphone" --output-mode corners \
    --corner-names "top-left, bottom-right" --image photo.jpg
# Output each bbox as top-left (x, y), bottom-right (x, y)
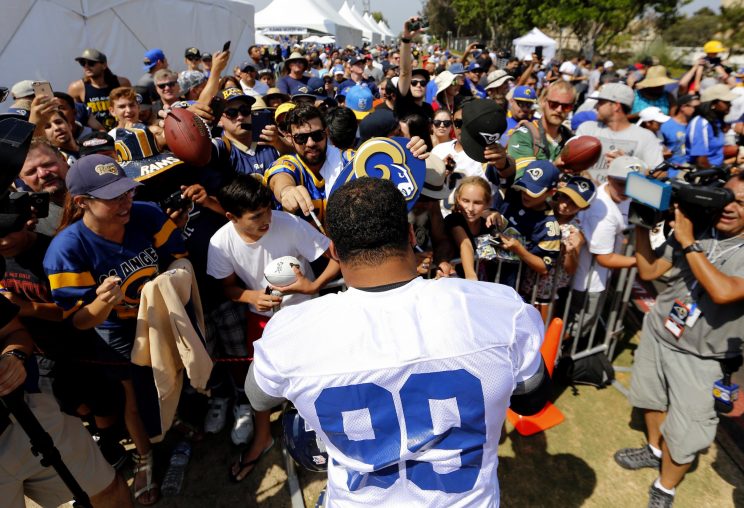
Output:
top-left (223, 41), bottom-right (231, 52)
top-left (29, 192), bottom-right (50, 219)
top-left (32, 81), bottom-right (53, 99)
top-left (208, 95), bottom-right (225, 126)
top-left (535, 46), bottom-right (543, 60)
top-left (252, 109), bottom-right (275, 139)
top-left (474, 42), bottom-right (486, 50)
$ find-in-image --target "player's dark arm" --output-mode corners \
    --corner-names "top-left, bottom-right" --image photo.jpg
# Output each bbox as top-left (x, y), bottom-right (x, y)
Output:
top-left (509, 358), bottom-right (552, 416)
top-left (429, 203), bottom-right (454, 265)
top-left (245, 363), bottom-right (285, 411)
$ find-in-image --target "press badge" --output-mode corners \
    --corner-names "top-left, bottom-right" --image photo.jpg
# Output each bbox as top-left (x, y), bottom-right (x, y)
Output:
top-left (664, 299), bottom-right (689, 339)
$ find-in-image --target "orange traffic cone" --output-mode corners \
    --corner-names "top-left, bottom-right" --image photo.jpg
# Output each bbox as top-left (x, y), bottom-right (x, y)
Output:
top-left (506, 317), bottom-right (564, 436)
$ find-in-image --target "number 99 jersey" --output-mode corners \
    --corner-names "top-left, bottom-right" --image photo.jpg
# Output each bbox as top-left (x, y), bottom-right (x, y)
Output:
top-left (251, 277), bottom-right (544, 507)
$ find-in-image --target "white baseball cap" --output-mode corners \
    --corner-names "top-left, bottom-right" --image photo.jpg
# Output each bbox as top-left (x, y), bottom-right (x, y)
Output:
top-left (636, 106), bottom-right (670, 125)
top-left (608, 155), bottom-right (647, 180)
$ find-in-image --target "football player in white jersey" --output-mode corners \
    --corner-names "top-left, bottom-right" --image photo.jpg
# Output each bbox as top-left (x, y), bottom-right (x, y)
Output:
top-left (246, 177), bottom-right (551, 507)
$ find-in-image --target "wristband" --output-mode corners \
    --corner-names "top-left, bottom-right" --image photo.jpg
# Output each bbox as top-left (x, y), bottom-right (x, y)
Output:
top-left (682, 241), bottom-right (703, 254)
top-left (401, 37), bottom-right (412, 44)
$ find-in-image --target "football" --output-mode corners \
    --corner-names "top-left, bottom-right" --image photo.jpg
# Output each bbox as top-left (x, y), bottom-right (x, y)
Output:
top-left (560, 135), bottom-right (602, 172)
top-left (264, 256), bottom-right (301, 286)
top-left (163, 108), bottom-right (212, 167)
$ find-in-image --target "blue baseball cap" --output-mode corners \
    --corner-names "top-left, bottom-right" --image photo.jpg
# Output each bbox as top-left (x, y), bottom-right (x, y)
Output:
top-left (466, 62), bottom-right (485, 73)
top-left (66, 155), bottom-right (142, 199)
top-left (512, 85), bottom-right (537, 103)
top-left (143, 49), bottom-right (165, 71)
top-left (333, 65), bottom-right (345, 76)
top-left (556, 176), bottom-right (596, 209)
top-left (512, 160), bottom-right (560, 197)
top-left (344, 84), bottom-right (373, 119)
top-left (449, 62), bottom-right (465, 74)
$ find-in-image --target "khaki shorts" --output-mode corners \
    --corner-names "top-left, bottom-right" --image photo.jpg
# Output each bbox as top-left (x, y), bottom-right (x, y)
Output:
top-left (0, 393), bottom-right (115, 508)
top-left (629, 327), bottom-right (722, 464)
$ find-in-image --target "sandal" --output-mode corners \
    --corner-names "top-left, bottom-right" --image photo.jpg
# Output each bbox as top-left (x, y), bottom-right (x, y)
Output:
top-left (229, 438), bottom-right (275, 483)
top-left (132, 450), bottom-right (160, 505)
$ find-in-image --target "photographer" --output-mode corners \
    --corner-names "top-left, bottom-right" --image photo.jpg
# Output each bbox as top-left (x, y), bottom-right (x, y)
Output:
top-left (614, 173), bottom-right (744, 507)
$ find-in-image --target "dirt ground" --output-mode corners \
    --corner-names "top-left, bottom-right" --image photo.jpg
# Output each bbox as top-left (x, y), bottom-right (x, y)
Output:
top-left (28, 331), bottom-right (744, 508)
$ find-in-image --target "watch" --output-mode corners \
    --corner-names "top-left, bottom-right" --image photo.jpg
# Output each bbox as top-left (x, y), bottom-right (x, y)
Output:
top-left (2, 349), bottom-right (28, 362)
top-left (682, 241), bottom-right (704, 254)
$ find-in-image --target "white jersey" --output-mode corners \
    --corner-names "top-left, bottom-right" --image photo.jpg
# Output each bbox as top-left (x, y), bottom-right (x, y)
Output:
top-left (252, 277), bottom-right (544, 507)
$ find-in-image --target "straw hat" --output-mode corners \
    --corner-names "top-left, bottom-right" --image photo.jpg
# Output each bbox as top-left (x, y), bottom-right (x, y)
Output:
top-left (635, 66), bottom-right (675, 89)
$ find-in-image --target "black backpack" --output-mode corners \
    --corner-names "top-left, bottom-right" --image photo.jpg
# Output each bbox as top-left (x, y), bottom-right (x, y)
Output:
top-left (556, 352), bottom-right (615, 389)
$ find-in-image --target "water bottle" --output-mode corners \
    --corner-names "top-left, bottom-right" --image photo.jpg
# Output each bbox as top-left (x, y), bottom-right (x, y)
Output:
top-left (161, 440), bottom-right (192, 496)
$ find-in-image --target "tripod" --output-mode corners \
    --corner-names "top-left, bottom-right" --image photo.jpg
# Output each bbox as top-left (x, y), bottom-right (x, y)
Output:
top-left (1, 389), bottom-right (91, 508)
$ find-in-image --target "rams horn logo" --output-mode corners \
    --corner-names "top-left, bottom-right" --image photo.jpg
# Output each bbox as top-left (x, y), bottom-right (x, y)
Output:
top-left (526, 167), bottom-right (543, 181)
top-left (351, 138), bottom-right (419, 200)
top-left (479, 132), bottom-right (501, 145)
top-left (577, 181), bottom-right (590, 192)
top-left (94, 163), bottom-right (119, 176)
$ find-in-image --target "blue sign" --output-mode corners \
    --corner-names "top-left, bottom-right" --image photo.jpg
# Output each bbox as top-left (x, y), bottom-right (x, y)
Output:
top-left (330, 137), bottom-right (426, 211)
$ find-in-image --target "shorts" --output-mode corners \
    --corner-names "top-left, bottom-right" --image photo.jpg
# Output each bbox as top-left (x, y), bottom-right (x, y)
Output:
top-left (207, 300), bottom-right (247, 357)
top-left (629, 327), bottom-right (722, 464)
top-left (94, 322), bottom-right (137, 380)
top-left (0, 393), bottom-right (114, 508)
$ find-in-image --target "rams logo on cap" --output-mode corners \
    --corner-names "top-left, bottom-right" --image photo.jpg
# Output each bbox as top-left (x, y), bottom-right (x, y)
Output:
top-left (526, 167), bottom-right (544, 181)
top-left (94, 163), bottom-right (118, 176)
top-left (479, 132), bottom-right (501, 145)
top-left (221, 88), bottom-right (244, 101)
top-left (577, 180), bottom-right (590, 192)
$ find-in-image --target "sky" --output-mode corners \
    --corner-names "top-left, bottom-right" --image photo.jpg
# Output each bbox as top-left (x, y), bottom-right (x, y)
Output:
top-left (681, 0), bottom-right (720, 14)
top-left (250, 0), bottom-right (424, 35)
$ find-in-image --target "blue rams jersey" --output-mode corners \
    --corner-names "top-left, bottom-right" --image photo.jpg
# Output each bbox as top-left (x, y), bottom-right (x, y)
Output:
top-left (212, 137), bottom-right (279, 177)
top-left (43, 202), bottom-right (187, 327)
top-left (498, 195), bottom-right (561, 267)
top-left (278, 75), bottom-right (311, 96)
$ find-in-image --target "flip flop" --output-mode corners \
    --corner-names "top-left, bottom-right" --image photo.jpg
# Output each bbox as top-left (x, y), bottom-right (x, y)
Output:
top-left (229, 438), bottom-right (275, 483)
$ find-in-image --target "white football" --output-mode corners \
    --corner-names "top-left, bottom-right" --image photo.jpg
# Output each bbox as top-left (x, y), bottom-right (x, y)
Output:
top-left (264, 256), bottom-right (301, 286)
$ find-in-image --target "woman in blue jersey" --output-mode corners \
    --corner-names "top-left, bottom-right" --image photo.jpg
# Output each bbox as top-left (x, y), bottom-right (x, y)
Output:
top-left (44, 155), bottom-right (187, 505)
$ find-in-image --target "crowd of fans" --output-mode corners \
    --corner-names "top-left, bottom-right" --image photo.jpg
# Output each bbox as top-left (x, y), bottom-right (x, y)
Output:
top-left (3, 15), bottom-right (744, 507)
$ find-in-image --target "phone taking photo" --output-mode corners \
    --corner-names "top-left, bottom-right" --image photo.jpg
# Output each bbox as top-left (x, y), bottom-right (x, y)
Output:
top-left (223, 41), bottom-right (231, 52)
top-left (252, 109), bottom-right (275, 140)
top-left (32, 81), bottom-right (53, 99)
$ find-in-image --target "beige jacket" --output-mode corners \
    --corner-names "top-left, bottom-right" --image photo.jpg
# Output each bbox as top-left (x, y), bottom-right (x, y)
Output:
top-left (132, 258), bottom-right (212, 438)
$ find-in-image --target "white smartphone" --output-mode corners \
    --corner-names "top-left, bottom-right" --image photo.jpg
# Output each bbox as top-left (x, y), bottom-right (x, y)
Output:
top-left (32, 81), bottom-right (53, 98)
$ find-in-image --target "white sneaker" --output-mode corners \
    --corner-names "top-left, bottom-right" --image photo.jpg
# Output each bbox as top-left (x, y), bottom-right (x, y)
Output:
top-left (204, 397), bottom-right (229, 434)
top-left (231, 403), bottom-right (254, 445)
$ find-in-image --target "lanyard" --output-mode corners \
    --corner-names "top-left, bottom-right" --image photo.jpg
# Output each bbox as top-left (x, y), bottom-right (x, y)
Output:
top-left (686, 230), bottom-right (744, 300)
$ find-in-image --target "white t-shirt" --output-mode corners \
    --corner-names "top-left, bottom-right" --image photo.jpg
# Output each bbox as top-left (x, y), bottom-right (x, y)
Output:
top-left (207, 210), bottom-right (329, 316)
top-left (572, 183), bottom-right (630, 292)
top-left (241, 80), bottom-right (269, 98)
top-left (252, 277), bottom-right (544, 507)
top-left (431, 141), bottom-right (485, 179)
top-left (575, 121), bottom-right (663, 182)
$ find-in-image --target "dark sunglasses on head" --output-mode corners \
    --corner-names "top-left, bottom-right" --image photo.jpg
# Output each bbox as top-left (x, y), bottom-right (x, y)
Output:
top-left (453, 119), bottom-right (464, 129)
top-left (78, 59), bottom-right (99, 67)
top-left (411, 79), bottom-right (428, 87)
top-left (292, 129), bottom-right (325, 145)
top-left (223, 104), bottom-right (252, 119)
top-left (546, 99), bottom-right (574, 112)
top-left (156, 81), bottom-right (178, 90)
top-left (433, 119), bottom-right (452, 127)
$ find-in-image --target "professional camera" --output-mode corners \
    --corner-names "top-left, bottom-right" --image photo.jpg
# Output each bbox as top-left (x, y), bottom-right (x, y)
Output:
top-left (0, 191), bottom-right (49, 237)
top-left (625, 162), bottom-right (734, 229)
top-left (158, 190), bottom-right (191, 213)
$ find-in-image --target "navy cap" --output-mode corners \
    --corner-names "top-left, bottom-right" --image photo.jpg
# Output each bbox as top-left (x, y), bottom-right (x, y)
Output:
top-left (466, 62), bottom-right (485, 73)
top-left (350, 57), bottom-right (366, 66)
top-left (78, 132), bottom-right (115, 157)
top-left (306, 77), bottom-right (327, 97)
top-left (239, 61), bottom-right (256, 73)
top-left (512, 160), bottom-right (560, 197)
top-left (459, 99), bottom-right (507, 162)
top-left (220, 87), bottom-right (256, 107)
top-left (556, 176), bottom-right (596, 208)
top-left (66, 155), bottom-right (142, 199)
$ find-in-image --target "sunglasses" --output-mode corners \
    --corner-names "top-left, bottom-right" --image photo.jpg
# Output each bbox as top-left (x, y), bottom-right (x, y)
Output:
top-left (411, 79), bottom-right (428, 87)
top-left (78, 59), bottom-right (100, 68)
top-left (223, 104), bottom-right (252, 119)
top-left (156, 81), bottom-right (178, 90)
top-left (292, 129), bottom-right (325, 145)
top-left (433, 119), bottom-right (452, 127)
top-left (546, 99), bottom-right (574, 112)
top-left (186, 55), bottom-right (201, 61)
top-left (453, 119), bottom-right (464, 129)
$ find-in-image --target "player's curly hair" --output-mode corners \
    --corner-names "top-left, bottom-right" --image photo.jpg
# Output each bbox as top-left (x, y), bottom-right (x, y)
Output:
top-left (326, 178), bottom-right (410, 266)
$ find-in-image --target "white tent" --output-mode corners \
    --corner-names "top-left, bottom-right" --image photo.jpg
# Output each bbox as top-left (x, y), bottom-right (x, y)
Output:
top-left (0, 0), bottom-right (255, 99)
top-left (512, 28), bottom-right (557, 62)
top-left (361, 12), bottom-right (386, 44)
top-left (256, 32), bottom-right (280, 46)
top-left (339, 1), bottom-right (378, 45)
top-left (256, 0), bottom-right (362, 48)
top-left (378, 20), bottom-right (395, 39)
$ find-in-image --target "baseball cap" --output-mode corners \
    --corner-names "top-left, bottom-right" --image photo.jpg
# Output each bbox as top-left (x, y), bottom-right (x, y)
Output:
top-left (178, 70), bottom-right (207, 94)
top-left (78, 132), bottom-right (115, 157)
top-left (449, 62), bottom-right (465, 74)
top-left (184, 47), bottom-right (201, 59)
top-left (274, 102), bottom-right (296, 123)
top-left (459, 99), bottom-right (507, 163)
top-left (512, 160), bottom-right (560, 197)
top-left (700, 84), bottom-right (738, 103)
top-left (607, 155), bottom-right (646, 180)
top-left (466, 62), bottom-right (486, 73)
top-left (344, 84), bottom-right (374, 119)
top-left (333, 65), bottom-right (345, 76)
top-left (677, 93), bottom-right (700, 106)
top-left (306, 77), bottom-right (328, 98)
top-left (349, 57), bottom-right (365, 66)
top-left (512, 86), bottom-right (537, 103)
top-left (555, 176), bottom-right (596, 209)
top-left (201, 52), bottom-right (212, 61)
top-left (420, 155), bottom-right (450, 200)
top-left (594, 83), bottom-right (634, 108)
top-left (75, 48), bottom-right (106, 63)
top-left (358, 109), bottom-right (399, 144)
top-left (411, 68), bottom-right (430, 81)
top-left (636, 106), bottom-right (670, 125)
top-left (485, 69), bottom-right (514, 90)
top-left (143, 48), bottom-right (165, 71)
top-left (66, 155), bottom-right (142, 199)
top-left (220, 87), bottom-right (256, 107)
top-left (10, 80), bottom-right (34, 100)
top-left (239, 61), bottom-right (256, 73)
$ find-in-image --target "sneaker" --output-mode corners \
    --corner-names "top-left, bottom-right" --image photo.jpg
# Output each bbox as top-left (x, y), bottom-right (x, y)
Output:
top-left (204, 397), bottom-right (230, 434)
top-left (231, 403), bottom-right (254, 445)
top-left (614, 445), bottom-right (661, 470)
top-left (648, 483), bottom-right (674, 508)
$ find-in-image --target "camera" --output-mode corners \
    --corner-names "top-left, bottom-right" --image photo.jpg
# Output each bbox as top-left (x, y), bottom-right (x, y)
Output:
top-left (407, 16), bottom-right (429, 32)
top-left (159, 191), bottom-right (191, 212)
top-left (625, 163), bottom-right (734, 229)
top-left (0, 192), bottom-right (50, 237)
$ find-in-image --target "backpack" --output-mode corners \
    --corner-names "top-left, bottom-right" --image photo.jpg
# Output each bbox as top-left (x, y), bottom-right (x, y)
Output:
top-left (516, 119), bottom-right (572, 159)
top-left (555, 352), bottom-right (615, 389)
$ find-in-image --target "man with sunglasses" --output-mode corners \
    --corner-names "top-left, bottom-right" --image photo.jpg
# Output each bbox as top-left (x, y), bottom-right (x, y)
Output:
top-left (395, 17), bottom-right (435, 121)
top-left (503, 85), bottom-right (537, 145)
top-left (184, 47), bottom-right (202, 72)
top-left (576, 82), bottom-right (663, 182)
top-left (507, 80), bottom-right (575, 177)
top-left (68, 48), bottom-right (131, 131)
top-left (151, 69), bottom-right (182, 118)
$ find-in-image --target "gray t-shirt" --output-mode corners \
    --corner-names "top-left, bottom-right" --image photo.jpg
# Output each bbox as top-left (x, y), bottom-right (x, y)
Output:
top-left (645, 229), bottom-right (744, 358)
top-left (575, 121), bottom-right (663, 183)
